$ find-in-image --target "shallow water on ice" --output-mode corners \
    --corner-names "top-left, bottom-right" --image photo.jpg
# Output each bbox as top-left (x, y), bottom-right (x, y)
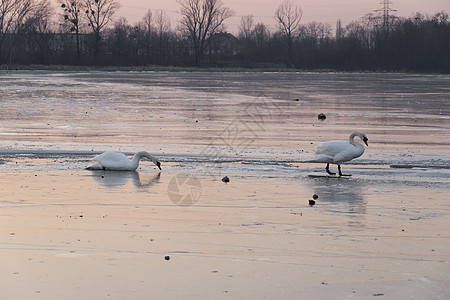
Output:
top-left (0, 71), bottom-right (449, 299)
top-left (1, 71), bottom-right (449, 168)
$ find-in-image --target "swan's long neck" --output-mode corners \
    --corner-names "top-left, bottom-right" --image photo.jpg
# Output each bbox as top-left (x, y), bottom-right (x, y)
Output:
top-left (349, 132), bottom-right (359, 145)
top-left (348, 131), bottom-right (369, 151)
top-left (131, 151), bottom-right (158, 166)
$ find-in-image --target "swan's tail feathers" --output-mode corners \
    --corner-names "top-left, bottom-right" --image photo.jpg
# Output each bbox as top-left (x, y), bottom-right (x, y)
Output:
top-left (86, 161), bottom-right (103, 170)
top-left (302, 154), bottom-right (334, 163)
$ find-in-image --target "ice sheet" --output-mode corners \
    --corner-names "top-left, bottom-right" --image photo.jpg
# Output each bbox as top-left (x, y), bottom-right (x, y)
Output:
top-left (0, 71), bottom-right (449, 299)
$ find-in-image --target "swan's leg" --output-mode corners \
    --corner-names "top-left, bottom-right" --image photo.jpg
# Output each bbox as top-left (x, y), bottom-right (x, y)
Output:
top-left (326, 163), bottom-right (336, 175)
top-left (338, 165), bottom-right (351, 177)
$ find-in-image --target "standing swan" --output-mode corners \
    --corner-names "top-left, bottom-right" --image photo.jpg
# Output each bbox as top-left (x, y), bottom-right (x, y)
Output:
top-left (305, 132), bottom-right (368, 176)
top-left (86, 151), bottom-right (161, 171)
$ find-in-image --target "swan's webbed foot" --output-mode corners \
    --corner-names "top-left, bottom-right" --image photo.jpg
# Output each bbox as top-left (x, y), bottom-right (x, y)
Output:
top-left (338, 165), bottom-right (351, 177)
top-left (326, 163), bottom-right (336, 175)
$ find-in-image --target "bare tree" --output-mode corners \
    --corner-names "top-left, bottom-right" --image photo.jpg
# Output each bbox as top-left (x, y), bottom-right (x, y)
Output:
top-left (155, 10), bottom-right (170, 63)
top-left (24, 0), bottom-right (54, 54)
top-left (238, 15), bottom-right (255, 63)
top-left (110, 16), bottom-right (131, 65)
top-left (275, 0), bottom-right (302, 66)
top-left (299, 21), bottom-right (332, 46)
top-left (0, 0), bottom-right (38, 64)
top-left (177, 0), bottom-right (235, 65)
top-left (155, 10), bottom-right (170, 38)
top-left (83, 0), bottom-right (119, 64)
top-left (142, 9), bottom-right (153, 33)
top-left (26, 0), bottom-right (52, 32)
top-left (60, 0), bottom-right (83, 63)
top-left (253, 23), bottom-right (270, 46)
top-left (238, 15), bottom-right (253, 39)
top-left (336, 19), bottom-right (344, 40)
top-left (253, 22), bottom-right (270, 61)
top-left (0, 1), bottom-right (15, 34)
top-left (140, 9), bottom-right (154, 63)
top-left (0, 0), bottom-right (16, 62)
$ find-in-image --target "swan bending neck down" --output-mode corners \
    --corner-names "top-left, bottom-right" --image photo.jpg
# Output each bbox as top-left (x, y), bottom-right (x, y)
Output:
top-left (305, 132), bottom-right (368, 176)
top-left (86, 151), bottom-right (161, 171)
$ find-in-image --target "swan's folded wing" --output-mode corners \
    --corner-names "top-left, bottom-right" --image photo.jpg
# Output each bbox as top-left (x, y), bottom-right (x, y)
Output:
top-left (333, 145), bottom-right (365, 163)
top-left (315, 140), bottom-right (350, 156)
top-left (96, 160), bottom-right (132, 170)
top-left (93, 151), bottom-right (126, 161)
top-left (90, 152), bottom-right (132, 170)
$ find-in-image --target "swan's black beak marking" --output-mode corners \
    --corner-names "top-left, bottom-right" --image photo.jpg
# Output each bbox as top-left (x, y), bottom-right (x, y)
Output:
top-left (157, 161), bottom-right (162, 170)
top-left (363, 137), bottom-right (369, 146)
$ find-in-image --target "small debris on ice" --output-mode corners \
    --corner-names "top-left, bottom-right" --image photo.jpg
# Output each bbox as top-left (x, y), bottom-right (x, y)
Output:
top-left (318, 113), bottom-right (326, 120)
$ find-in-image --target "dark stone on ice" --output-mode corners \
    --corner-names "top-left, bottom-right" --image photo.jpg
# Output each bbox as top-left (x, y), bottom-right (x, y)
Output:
top-left (318, 113), bottom-right (326, 120)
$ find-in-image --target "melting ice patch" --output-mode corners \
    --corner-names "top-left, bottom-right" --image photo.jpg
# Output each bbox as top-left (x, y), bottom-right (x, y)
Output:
top-left (60, 125), bottom-right (78, 130)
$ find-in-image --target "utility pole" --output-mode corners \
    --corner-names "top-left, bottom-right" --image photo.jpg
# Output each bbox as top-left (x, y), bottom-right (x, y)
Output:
top-left (375, 0), bottom-right (396, 30)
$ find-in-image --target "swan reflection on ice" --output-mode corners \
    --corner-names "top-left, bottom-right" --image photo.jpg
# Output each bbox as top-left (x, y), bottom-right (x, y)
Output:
top-left (312, 181), bottom-right (365, 213)
top-left (91, 171), bottom-right (161, 189)
top-left (308, 178), bottom-right (367, 228)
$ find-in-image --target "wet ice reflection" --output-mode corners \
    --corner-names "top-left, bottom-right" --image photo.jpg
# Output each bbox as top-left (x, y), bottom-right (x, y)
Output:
top-left (89, 170), bottom-right (161, 189)
top-left (309, 177), bottom-right (366, 216)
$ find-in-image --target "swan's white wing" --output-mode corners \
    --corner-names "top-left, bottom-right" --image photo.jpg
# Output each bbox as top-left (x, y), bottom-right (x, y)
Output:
top-left (333, 144), bottom-right (365, 163)
top-left (91, 151), bottom-right (133, 170)
top-left (93, 151), bottom-right (127, 162)
top-left (315, 140), bottom-right (352, 156)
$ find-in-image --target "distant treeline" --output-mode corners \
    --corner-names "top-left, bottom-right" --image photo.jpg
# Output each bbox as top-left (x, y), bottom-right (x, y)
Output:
top-left (1, 0), bottom-right (449, 73)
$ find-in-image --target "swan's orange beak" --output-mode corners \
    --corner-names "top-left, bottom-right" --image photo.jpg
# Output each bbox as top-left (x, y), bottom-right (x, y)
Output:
top-left (156, 161), bottom-right (162, 170)
top-left (363, 138), bottom-right (368, 146)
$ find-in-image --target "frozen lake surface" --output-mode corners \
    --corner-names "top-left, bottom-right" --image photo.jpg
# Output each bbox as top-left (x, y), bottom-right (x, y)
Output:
top-left (0, 71), bottom-right (449, 299)
top-left (1, 71), bottom-right (449, 165)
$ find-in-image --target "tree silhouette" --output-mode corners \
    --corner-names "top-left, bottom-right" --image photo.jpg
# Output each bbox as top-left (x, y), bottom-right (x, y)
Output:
top-left (0, 0), bottom-right (448, 73)
top-left (177, 0), bottom-right (234, 65)
top-left (0, 0), bottom-right (38, 64)
top-left (155, 10), bottom-right (171, 64)
top-left (275, 0), bottom-right (302, 67)
top-left (83, 0), bottom-right (119, 64)
top-left (61, 0), bottom-right (83, 63)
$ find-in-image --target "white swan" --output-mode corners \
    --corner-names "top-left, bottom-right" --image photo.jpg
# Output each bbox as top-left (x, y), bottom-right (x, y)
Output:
top-left (86, 151), bottom-right (161, 171)
top-left (305, 132), bottom-right (368, 176)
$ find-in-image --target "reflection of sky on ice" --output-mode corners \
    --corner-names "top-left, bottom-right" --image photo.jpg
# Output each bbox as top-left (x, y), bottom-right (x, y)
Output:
top-left (0, 71), bottom-right (449, 184)
top-left (307, 178), bottom-right (369, 229)
top-left (90, 171), bottom-right (161, 189)
top-left (310, 179), bottom-right (366, 216)
top-left (0, 71), bottom-right (449, 299)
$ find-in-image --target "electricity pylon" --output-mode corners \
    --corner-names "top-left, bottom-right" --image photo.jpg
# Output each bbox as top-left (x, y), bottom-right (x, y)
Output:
top-left (375, 0), bottom-right (397, 30)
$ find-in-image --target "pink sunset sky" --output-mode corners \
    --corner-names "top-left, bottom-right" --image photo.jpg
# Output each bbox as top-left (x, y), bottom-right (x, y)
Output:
top-left (116, 0), bottom-right (450, 33)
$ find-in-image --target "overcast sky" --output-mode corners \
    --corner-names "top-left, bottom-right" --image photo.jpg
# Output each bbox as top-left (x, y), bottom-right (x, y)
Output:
top-left (115, 0), bottom-right (450, 32)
